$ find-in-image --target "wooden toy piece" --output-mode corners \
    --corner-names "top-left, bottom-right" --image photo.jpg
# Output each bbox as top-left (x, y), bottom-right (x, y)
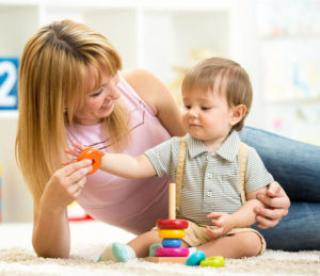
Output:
top-left (145, 257), bottom-right (187, 264)
top-left (157, 219), bottom-right (188, 229)
top-left (200, 256), bottom-right (225, 267)
top-left (77, 147), bottom-right (103, 175)
top-left (158, 229), bottom-right (185, 239)
top-left (155, 247), bottom-right (189, 257)
top-left (168, 182), bottom-right (176, 219)
top-left (146, 183), bottom-right (189, 264)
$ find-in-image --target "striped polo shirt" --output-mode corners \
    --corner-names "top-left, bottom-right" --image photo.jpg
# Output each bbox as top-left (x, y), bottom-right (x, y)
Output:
top-left (145, 131), bottom-right (274, 225)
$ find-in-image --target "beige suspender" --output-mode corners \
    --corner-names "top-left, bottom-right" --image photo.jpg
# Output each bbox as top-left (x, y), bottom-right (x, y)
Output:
top-left (175, 137), bottom-right (187, 212)
top-left (239, 142), bottom-right (248, 204)
top-left (175, 138), bottom-right (248, 211)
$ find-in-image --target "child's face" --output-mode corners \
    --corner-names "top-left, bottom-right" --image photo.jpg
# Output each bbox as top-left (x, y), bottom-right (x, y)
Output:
top-left (182, 87), bottom-right (236, 144)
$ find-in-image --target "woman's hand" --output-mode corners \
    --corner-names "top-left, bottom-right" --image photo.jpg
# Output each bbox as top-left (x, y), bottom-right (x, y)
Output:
top-left (254, 181), bottom-right (290, 229)
top-left (33, 159), bottom-right (92, 258)
top-left (40, 159), bottom-right (92, 211)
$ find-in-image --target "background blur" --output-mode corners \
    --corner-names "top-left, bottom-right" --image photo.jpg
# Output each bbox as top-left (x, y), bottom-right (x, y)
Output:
top-left (0, 0), bottom-right (319, 222)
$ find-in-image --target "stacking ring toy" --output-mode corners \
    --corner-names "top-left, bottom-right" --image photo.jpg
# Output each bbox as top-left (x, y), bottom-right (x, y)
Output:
top-left (157, 219), bottom-right (189, 229)
top-left (159, 229), bottom-right (185, 239)
top-left (149, 243), bottom-right (161, 257)
top-left (155, 247), bottom-right (189, 257)
top-left (77, 147), bottom-right (103, 175)
top-left (162, 239), bottom-right (182, 248)
top-left (200, 256), bottom-right (225, 267)
top-left (186, 250), bottom-right (206, 266)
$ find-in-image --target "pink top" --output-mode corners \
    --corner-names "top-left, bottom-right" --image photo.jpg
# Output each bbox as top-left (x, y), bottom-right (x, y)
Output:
top-left (67, 73), bottom-right (171, 234)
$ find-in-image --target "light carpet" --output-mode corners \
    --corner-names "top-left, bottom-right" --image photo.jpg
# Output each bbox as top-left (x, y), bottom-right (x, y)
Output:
top-left (0, 222), bottom-right (319, 275)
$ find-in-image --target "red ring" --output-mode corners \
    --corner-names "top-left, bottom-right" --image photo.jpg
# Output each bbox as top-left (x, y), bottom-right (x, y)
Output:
top-left (157, 219), bottom-right (189, 229)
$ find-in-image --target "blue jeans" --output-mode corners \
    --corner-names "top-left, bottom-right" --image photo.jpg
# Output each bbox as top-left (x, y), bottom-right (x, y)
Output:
top-left (240, 126), bottom-right (320, 251)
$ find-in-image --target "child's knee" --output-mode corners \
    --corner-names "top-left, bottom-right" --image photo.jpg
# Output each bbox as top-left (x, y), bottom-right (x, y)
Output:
top-left (239, 232), bottom-right (262, 257)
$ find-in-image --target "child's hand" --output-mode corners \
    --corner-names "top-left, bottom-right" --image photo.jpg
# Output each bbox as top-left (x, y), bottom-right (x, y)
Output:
top-left (206, 212), bottom-right (234, 239)
top-left (64, 143), bottom-right (85, 165)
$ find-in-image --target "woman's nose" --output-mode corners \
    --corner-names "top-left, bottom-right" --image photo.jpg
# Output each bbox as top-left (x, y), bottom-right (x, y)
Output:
top-left (108, 85), bottom-right (120, 100)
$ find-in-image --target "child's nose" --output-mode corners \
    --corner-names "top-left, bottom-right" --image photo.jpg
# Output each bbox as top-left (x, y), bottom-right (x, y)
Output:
top-left (188, 109), bottom-right (198, 118)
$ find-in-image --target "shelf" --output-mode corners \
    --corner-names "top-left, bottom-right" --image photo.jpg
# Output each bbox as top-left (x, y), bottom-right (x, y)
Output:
top-left (265, 96), bottom-right (320, 105)
top-left (141, 9), bottom-right (230, 82)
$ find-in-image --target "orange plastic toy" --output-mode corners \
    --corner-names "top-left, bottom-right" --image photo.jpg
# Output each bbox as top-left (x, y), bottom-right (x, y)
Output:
top-left (77, 147), bottom-right (103, 175)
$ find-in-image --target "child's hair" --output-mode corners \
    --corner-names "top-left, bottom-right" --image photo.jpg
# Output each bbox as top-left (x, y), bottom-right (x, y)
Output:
top-left (182, 57), bottom-right (253, 131)
top-left (16, 19), bottom-right (129, 202)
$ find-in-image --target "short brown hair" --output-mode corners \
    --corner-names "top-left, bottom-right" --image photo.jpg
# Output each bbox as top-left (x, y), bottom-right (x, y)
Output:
top-left (182, 57), bottom-right (253, 131)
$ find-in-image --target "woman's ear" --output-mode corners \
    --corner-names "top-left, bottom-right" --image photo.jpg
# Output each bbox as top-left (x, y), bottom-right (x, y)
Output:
top-left (230, 104), bottom-right (247, 126)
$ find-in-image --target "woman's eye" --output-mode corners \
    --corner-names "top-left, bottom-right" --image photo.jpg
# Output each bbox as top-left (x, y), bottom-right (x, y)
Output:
top-left (90, 89), bottom-right (103, 97)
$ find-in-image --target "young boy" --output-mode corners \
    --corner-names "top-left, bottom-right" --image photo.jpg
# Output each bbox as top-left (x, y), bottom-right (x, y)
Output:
top-left (70, 57), bottom-right (274, 261)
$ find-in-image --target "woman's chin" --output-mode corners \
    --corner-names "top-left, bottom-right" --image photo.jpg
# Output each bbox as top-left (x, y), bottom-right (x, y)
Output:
top-left (100, 104), bottom-right (114, 117)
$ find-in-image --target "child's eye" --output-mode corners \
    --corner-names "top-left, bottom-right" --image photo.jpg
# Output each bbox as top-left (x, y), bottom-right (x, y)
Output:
top-left (184, 105), bottom-right (191, 110)
top-left (201, 106), bottom-right (211, 111)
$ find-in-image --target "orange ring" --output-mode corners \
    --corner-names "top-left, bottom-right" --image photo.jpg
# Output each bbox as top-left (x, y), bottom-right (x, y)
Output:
top-left (77, 147), bottom-right (103, 175)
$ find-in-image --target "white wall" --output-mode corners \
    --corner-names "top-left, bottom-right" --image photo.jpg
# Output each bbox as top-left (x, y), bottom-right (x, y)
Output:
top-left (0, 113), bottom-right (33, 222)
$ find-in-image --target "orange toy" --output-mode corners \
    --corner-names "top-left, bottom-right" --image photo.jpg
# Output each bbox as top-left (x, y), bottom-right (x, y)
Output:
top-left (77, 147), bottom-right (103, 175)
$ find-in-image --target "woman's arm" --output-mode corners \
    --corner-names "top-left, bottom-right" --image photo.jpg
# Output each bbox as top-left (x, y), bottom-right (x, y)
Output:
top-left (32, 159), bottom-right (92, 258)
top-left (124, 69), bottom-right (186, 137)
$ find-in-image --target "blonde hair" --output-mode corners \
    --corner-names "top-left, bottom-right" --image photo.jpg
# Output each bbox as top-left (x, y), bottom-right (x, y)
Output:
top-left (16, 20), bottom-right (129, 202)
top-left (182, 57), bottom-right (253, 131)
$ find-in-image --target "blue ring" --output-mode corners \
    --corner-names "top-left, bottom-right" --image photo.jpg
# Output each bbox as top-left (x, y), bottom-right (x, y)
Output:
top-left (162, 239), bottom-right (182, 248)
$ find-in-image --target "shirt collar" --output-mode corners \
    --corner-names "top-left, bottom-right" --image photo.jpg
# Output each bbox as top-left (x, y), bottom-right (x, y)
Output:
top-left (186, 130), bottom-right (241, 161)
top-left (186, 134), bottom-right (208, 159)
top-left (216, 130), bottom-right (241, 161)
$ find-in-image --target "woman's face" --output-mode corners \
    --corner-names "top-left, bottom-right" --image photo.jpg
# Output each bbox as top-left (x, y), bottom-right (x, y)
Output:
top-left (74, 73), bottom-right (120, 125)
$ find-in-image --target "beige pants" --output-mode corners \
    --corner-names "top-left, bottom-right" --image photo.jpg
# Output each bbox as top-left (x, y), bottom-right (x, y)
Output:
top-left (182, 220), bottom-right (266, 255)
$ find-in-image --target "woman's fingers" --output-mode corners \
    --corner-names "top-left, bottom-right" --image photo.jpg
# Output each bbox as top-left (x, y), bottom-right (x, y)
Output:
top-left (68, 177), bottom-right (87, 198)
top-left (62, 159), bottom-right (92, 177)
top-left (50, 159), bottom-right (91, 200)
top-left (256, 193), bottom-right (290, 210)
top-left (255, 215), bottom-right (278, 229)
top-left (266, 181), bottom-right (281, 197)
top-left (254, 206), bottom-right (288, 228)
top-left (254, 206), bottom-right (287, 220)
top-left (66, 167), bottom-right (91, 185)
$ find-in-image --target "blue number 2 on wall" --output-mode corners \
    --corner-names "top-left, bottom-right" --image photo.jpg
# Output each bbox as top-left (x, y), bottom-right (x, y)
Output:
top-left (0, 58), bottom-right (19, 110)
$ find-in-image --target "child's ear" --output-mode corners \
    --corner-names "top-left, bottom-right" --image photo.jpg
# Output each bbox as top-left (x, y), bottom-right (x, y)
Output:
top-left (230, 104), bottom-right (247, 126)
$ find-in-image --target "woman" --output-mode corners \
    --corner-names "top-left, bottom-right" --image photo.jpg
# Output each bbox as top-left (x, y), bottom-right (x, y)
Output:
top-left (15, 20), bottom-right (314, 258)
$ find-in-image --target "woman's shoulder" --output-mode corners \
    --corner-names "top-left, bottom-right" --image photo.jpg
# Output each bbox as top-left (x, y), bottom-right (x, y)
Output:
top-left (123, 68), bottom-right (160, 90)
top-left (122, 69), bottom-right (170, 113)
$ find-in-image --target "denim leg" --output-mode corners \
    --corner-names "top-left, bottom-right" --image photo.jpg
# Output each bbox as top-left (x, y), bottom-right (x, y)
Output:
top-left (253, 202), bottom-right (320, 251)
top-left (240, 126), bottom-right (320, 201)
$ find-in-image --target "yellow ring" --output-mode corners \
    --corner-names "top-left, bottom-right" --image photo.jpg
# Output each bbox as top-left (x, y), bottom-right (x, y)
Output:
top-left (158, 229), bottom-right (185, 239)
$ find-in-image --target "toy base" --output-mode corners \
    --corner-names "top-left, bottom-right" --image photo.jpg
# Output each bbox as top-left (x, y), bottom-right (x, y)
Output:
top-left (145, 257), bottom-right (187, 264)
